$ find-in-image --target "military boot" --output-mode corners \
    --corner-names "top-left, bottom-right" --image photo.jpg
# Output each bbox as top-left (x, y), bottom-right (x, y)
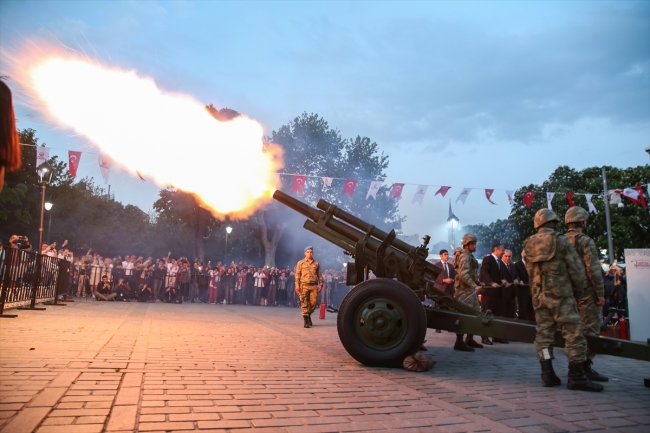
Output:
top-left (539, 360), bottom-right (561, 387)
top-left (567, 362), bottom-right (604, 392)
top-left (303, 316), bottom-right (310, 328)
top-left (308, 315), bottom-right (313, 326)
top-left (453, 334), bottom-right (474, 352)
top-left (465, 336), bottom-right (483, 348)
top-left (584, 359), bottom-right (608, 382)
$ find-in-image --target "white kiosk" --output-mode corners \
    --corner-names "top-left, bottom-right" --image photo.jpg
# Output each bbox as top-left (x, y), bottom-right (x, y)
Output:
top-left (624, 249), bottom-right (650, 343)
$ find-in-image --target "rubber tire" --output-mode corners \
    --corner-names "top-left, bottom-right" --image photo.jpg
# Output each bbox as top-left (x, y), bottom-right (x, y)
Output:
top-left (337, 278), bottom-right (427, 367)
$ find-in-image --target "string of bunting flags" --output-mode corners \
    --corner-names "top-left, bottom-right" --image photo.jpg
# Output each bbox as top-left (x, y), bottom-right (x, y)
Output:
top-left (283, 172), bottom-right (650, 213)
top-left (25, 144), bottom-right (650, 212)
top-left (29, 143), bottom-right (144, 184)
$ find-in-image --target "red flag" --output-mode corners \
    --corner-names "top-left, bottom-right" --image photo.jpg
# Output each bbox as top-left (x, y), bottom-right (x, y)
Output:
top-left (342, 179), bottom-right (358, 196)
top-left (389, 183), bottom-right (405, 199)
top-left (68, 150), bottom-right (81, 178)
top-left (291, 175), bottom-right (307, 195)
top-left (434, 186), bottom-right (451, 197)
top-left (566, 192), bottom-right (575, 207)
top-left (523, 191), bottom-right (535, 209)
top-left (635, 186), bottom-right (648, 209)
top-left (485, 189), bottom-right (496, 205)
top-left (136, 171), bottom-right (146, 182)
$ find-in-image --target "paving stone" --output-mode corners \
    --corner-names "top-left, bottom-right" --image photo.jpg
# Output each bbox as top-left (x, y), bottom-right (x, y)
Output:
top-left (36, 425), bottom-right (104, 433)
top-left (0, 407), bottom-right (50, 433)
top-left (106, 405), bottom-right (138, 431)
top-left (196, 420), bottom-right (251, 429)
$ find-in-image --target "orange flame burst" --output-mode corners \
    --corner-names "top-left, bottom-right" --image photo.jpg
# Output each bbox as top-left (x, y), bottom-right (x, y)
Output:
top-left (7, 43), bottom-right (282, 219)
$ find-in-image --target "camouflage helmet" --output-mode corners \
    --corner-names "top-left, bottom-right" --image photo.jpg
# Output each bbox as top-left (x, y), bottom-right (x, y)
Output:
top-left (565, 206), bottom-right (590, 224)
top-left (534, 208), bottom-right (560, 229)
top-left (461, 233), bottom-right (477, 246)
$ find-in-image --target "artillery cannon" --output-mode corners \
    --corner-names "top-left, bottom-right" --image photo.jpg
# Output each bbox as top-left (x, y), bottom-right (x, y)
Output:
top-left (273, 190), bottom-right (650, 368)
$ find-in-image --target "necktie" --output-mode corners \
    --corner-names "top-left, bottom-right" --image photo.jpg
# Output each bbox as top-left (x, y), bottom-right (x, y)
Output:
top-left (444, 263), bottom-right (448, 276)
top-left (496, 258), bottom-right (501, 270)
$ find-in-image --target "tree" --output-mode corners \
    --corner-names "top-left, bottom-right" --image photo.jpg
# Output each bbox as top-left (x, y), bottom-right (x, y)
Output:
top-left (266, 113), bottom-right (403, 268)
top-left (462, 165), bottom-right (650, 261)
top-left (430, 240), bottom-right (451, 255)
top-left (0, 129), bottom-right (73, 239)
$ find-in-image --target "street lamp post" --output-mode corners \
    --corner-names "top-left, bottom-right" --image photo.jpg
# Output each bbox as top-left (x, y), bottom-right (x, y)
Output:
top-left (19, 162), bottom-right (54, 311)
top-left (225, 226), bottom-right (233, 263)
top-left (45, 202), bottom-right (53, 244)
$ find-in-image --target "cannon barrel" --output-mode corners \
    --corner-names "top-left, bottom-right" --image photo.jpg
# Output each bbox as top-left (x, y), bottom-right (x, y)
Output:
top-left (274, 190), bottom-right (405, 258)
top-left (316, 199), bottom-right (416, 255)
top-left (272, 189), bottom-right (323, 221)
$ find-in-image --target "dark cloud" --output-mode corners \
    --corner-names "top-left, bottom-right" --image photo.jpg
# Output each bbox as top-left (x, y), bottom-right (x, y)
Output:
top-left (267, 2), bottom-right (649, 149)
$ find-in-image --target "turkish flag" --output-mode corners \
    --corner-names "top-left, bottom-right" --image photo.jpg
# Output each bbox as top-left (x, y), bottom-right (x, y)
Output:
top-left (342, 179), bottom-right (358, 196)
top-left (68, 150), bottom-right (81, 178)
top-left (434, 186), bottom-right (451, 197)
top-left (485, 189), bottom-right (496, 205)
top-left (566, 192), bottom-right (575, 207)
top-left (635, 186), bottom-right (647, 209)
top-left (621, 188), bottom-right (639, 205)
top-left (389, 183), bottom-right (405, 199)
top-left (291, 175), bottom-right (307, 195)
top-left (523, 191), bottom-right (535, 209)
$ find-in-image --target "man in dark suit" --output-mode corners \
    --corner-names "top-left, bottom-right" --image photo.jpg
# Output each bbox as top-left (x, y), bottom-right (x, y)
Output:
top-left (513, 250), bottom-right (534, 322)
top-left (500, 249), bottom-right (519, 319)
top-left (479, 243), bottom-right (508, 344)
top-left (433, 249), bottom-right (455, 333)
top-left (434, 249), bottom-right (455, 296)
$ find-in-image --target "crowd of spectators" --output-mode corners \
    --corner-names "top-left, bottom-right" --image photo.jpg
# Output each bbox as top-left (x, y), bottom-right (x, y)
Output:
top-left (59, 249), bottom-right (352, 308)
top-left (1, 236), bottom-right (629, 319)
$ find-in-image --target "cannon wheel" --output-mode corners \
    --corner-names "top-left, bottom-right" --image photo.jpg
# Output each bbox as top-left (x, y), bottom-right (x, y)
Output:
top-left (337, 278), bottom-right (427, 367)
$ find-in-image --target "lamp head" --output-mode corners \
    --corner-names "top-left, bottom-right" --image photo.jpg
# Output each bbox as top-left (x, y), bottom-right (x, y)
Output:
top-left (36, 162), bottom-right (54, 185)
top-left (226, 226), bottom-right (233, 234)
top-left (44, 202), bottom-right (53, 211)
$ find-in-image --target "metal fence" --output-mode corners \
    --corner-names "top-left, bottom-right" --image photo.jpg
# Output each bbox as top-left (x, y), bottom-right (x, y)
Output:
top-left (0, 246), bottom-right (69, 313)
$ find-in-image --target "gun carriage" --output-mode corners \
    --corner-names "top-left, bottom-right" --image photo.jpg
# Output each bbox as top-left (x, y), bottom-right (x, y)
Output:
top-left (273, 189), bottom-right (650, 368)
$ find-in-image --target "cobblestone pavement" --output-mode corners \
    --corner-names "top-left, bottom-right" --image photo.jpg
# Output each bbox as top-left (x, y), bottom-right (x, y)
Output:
top-left (0, 301), bottom-right (648, 433)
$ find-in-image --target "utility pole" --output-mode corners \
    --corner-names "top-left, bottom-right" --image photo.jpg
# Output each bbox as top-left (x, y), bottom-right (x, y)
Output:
top-left (602, 167), bottom-right (615, 264)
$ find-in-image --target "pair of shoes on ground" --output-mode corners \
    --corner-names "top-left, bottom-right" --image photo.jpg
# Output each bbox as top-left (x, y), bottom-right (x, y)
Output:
top-left (303, 315), bottom-right (313, 328)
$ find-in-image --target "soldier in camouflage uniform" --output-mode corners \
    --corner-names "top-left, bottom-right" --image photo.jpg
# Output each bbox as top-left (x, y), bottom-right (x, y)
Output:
top-left (523, 209), bottom-right (603, 392)
top-left (565, 206), bottom-right (608, 382)
top-left (452, 234), bottom-right (484, 352)
top-left (295, 246), bottom-right (323, 328)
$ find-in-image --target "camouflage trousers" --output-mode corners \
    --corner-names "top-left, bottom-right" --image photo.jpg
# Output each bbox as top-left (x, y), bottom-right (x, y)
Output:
top-left (577, 290), bottom-right (601, 360)
top-left (455, 288), bottom-right (481, 311)
top-left (533, 293), bottom-right (587, 363)
top-left (299, 285), bottom-right (318, 316)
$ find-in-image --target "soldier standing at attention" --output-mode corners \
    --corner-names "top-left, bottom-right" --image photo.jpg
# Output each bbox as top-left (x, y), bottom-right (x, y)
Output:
top-left (452, 234), bottom-right (484, 351)
top-left (564, 206), bottom-right (608, 382)
top-left (523, 209), bottom-right (603, 392)
top-left (295, 246), bottom-right (323, 328)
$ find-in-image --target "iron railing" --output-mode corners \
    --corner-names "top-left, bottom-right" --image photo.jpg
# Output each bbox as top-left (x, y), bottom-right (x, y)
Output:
top-left (0, 246), bottom-right (69, 313)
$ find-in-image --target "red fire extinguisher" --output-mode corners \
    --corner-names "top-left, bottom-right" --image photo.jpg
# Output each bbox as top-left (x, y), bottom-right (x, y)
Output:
top-left (319, 302), bottom-right (326, 319)
top-left (619, 316), bottom-right (629, 340)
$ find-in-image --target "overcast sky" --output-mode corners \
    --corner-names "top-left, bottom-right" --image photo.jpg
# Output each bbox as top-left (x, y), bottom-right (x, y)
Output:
top-left (1, 0), bottom-right (649, 245)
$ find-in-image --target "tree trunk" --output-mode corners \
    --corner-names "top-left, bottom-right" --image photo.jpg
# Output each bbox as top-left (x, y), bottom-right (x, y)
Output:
top-left (257, 211), bottom-right (286, 268)
top-left (196, 209), bottom-right (207, 262)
